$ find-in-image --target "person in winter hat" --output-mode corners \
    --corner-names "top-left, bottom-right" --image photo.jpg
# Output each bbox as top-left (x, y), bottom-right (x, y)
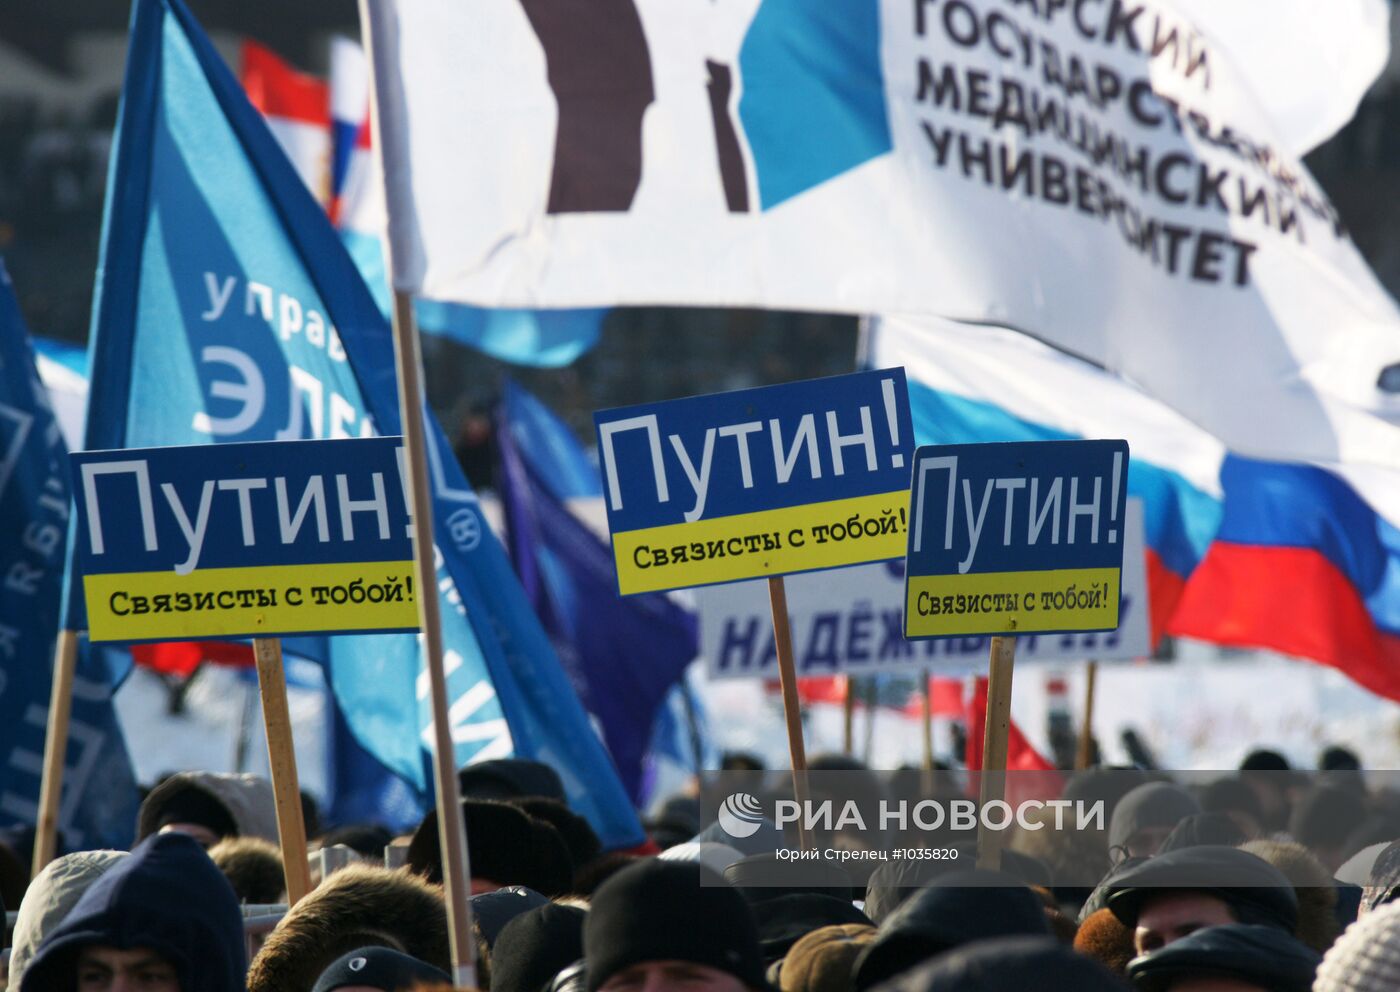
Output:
top-left (775, 924), bottom-right (874, 992)
top-left (20, 832), bottom-right (245, 992)
top-left (1238, 838), bottom-right (1339, 953)
top-left (583, 859), bottom-right (767, 992)
top-left (491, 904), bottom-right (587, 992)
top-left (309, 946), bottom-right (451, 992)
top-left (851, 870), bottom-right (1053, 991)
top-left (1108, 783), bottom-right (1201, 863)
top-left (1315, 898), bottom-right (1400, 991)
top-left (7, 850), bottom-right (128, 989)
top-left (1125, 924), bottom-right (1319, 992)
top-left (1074, 909), bottom-right (1137, 976)
top-left (865, 935), bottom-right (1128, 992)
top-left (247, 864), bottom-right (450, 992)
top-left (408, 799), bottom-right (574, 896)
top-left (750, 894), bottom-right (871, 964)
top-left (137, 771), bottom-right (278, 847)
top-left (1103, 846), bottom-right (1298, 956)
top-left (208, 836), bottom-right (285, 904)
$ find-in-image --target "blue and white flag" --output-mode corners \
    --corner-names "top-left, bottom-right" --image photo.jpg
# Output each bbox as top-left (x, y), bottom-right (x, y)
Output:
top-left (366, 0), bottom-right (1400, 470)
top-left (69, 0), bottom-right (642, 847)
top-left (498, 382), bottom-right (698, 801)
top-left (0, 259), bottom-right (139, 851)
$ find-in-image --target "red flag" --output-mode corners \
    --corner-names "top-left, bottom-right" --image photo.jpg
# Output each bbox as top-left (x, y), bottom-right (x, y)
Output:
top-left (131, 641), bottom-right (255, 678)
top-left (964, 676), bottom-right (1063, 805)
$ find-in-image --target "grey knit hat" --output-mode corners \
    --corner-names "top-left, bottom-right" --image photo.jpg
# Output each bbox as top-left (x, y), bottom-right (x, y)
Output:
top-left (1314, 900), bottom-right (1400, 991)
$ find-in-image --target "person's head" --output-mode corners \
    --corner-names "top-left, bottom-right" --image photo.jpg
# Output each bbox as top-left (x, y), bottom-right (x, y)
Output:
top-left (510, 798), bottom-right (603, 881)
top-left (8, 850), bottom-right (128, 989)
top-left (1319, 746), bottom-right (1361, 772)
top-left (136, 772), bottom-right (278, 848)
top-left (247, 865), bottom-right (450, 992)
top-left (774, 924), bottom-right (874, 992)
top-left (721, 752), bottom-right (764, 773)
top-left (20, 833), bottom-right (245, 992)
top-left (1074, 908), bottom-right (1136, 976)
top-left (1314, 899), bottom-right (1400, 991)
top-left (1199, 779), bottom-right (1264, 842)
top-left (851, 870), bottom-right (1053, 990)
top-left (1156, 814), bottom-right (1246, 856)
top-left (1109, 784), bottom-right (1201, 863)
top-left (75, 945), bottom-right (180, 992)
top-left (408, 800), bottom-right (574, 895)
top-left (1236, 754), bottom-right (1292, 833)
top-left (867, 935), bottom-right (1128, 992)
top-left (317, 825), bottom-right (394, 861)
top-left (1131, 891), bottom-right (1239, 956)
top-left (1288, 785), bottom-right (1368, 873)
top-left (584, 859), bottom-right (766, 992)
top-left (1104, 847), bottom-right (1298, 957)
top-left (458, 758), bottom-right (565, 803)
top-left (491, 904), bottom-right (587, 992)
top-left (1237, 839), bottom-right (1338, 953)
top-left (208, 836), bottom-right (285, 904)
top-left (1126, 923), bottom-right (1321, 992)
top-left (309, 947), bottom-right (450, 992)
top-left (750, 894), bottom-right (870, 965)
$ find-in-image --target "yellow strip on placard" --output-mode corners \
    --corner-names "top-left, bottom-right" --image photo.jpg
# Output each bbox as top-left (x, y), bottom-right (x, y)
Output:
top-left (84, 561), bottom-right (419, 642)
top-left (904, 568), bottom-right (1121, 638)
top-left (612, 490), bottom-right (909, 595)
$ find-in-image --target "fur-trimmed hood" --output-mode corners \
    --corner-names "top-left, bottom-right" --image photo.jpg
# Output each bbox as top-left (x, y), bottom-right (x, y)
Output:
top-left (247, 864), bottom-right (450, 992)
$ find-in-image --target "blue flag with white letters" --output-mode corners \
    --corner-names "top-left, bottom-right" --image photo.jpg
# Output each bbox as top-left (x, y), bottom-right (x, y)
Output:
top-left (0, 259), bottom-right (139, 851)
top-left (68, 0), bottom-right (642, 847)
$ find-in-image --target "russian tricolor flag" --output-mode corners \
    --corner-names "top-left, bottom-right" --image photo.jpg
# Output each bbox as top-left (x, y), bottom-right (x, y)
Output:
top-left (239, 40), bottom-right (330, 204)
top-left (873, 316), bottom-right (1224, 647)
top-left (1171, 459), bottom-right (1400, 700)
top-left (877, 315), bottom-right (1400, 703)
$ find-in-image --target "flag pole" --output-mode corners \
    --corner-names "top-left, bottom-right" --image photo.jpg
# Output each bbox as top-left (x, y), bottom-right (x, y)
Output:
top-left (768, 576), bottom-right (813, 850)
top-left (1075, 659), bottom-right (1098, 770)
top-left (358, 4), bottom-right (476, 985)
top-left (976, 634), bottom-right (1016, 870)
top-left (842, 677), bottom-right (855, 755)
top-left (921, 668), bottom-right (935, 772)
top-left (252, 637), bottom-right (313, 904)
top-left (32, 629), bottom-right (79, 876)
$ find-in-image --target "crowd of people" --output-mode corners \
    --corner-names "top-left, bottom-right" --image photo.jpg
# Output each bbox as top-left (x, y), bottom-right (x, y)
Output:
top-left (2, 748), bottom-right (1399, 991)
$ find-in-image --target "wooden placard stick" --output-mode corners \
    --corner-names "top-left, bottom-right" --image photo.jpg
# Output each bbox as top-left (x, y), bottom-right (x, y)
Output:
top-left (768, 576), bottom-right (813, 851)
top-left (976, 634), bottom-right (1017, 870)
top-left (252, 636), bottom-right (313, 905)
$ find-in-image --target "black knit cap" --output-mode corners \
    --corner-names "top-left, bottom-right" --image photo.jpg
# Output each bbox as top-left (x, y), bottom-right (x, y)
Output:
top-left (584, 859), bottom-right (766, 992)
top-left (1126, 924), bottom-right (1320, 992)
top-left (310, 946), bottom-right (450, 992)
top-left (1104, 845), bottom-right (1297, 933)
top-left (492, 904), bottom-right (587, 992)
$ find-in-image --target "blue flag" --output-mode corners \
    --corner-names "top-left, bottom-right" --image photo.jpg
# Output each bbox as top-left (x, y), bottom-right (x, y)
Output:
top-left (0, 259), bottom-right (139, 851)
top-left (70, 0), bottom-right (642, 847)
top-left (498, 382), bottom-right (698, 801)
